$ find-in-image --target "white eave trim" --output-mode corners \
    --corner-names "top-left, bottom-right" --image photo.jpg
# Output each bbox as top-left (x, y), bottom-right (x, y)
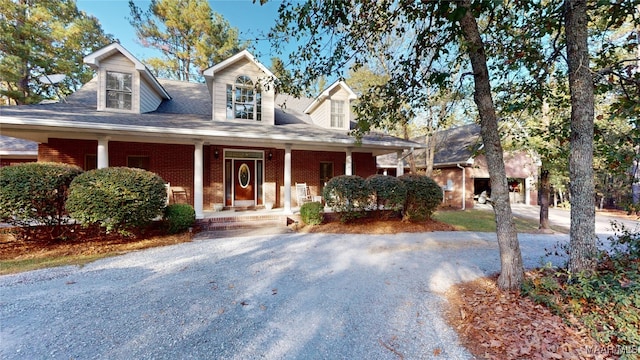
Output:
top-left (0, 151), bottom-right (37, 157)
top-left (304, 80), bottom-right (357, 114)
top-left (203, 49), bottom-right (276, 80)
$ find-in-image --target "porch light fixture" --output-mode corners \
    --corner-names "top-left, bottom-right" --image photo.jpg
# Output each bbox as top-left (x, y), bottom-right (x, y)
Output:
top-left (268, 150), bottom-right (273, 160)
top-left (214, 148), bottom-right (220, 159)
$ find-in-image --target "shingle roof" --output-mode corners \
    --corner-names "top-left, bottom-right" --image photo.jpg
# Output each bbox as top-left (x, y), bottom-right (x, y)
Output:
top-left (377, 123), bottom-right (482, 168)
top-left (1, 78), bottom-right (420, 152)
top-left (0, 135), bottom-right (38, 152)
top-left (431, 123), bottom-right (482, 165)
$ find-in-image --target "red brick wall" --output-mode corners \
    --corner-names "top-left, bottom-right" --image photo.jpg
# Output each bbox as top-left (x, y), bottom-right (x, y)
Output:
top-left (288, 150), bottom-right (377, 203)
top-left (0, 158), bottom-right (36, 167)
top-left (39, 139), bottom-right (96, 167)
top-left (36, 139), bottom-right (379, 210)
top-left (432, 166), bottom-right (474, 210)
top-left (40, 139), bottom-right (195, 204)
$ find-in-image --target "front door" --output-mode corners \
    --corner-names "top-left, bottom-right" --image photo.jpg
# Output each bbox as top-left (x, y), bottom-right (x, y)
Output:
top-left (234, 160), bottom-right (255, 207)
top-left (224, 150), bottom-right (265, 207)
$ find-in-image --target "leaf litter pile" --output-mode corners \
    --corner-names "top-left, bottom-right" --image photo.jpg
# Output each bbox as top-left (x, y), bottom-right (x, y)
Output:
top-left (445, 275), bottom-right (611, 360)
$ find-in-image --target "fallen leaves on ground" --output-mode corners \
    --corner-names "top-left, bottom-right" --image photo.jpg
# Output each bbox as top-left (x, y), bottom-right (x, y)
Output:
top-left (445, 275), bottom-right (613, 360)
top-left (297, 217), bottom-right (455, 234)
top-left (0, 229), bottom-right (191, 261)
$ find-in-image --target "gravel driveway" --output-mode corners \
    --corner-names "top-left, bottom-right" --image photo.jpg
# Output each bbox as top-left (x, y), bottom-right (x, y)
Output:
top-left (1, 231), bottom-right (570, 360)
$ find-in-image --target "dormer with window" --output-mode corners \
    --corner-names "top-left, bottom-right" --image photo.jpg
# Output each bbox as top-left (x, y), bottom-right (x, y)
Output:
top-left (304, 81), bottom-right (356, 131)
top-left (203, 50), bottom-right (276, 125)
top-left (84, 43), bottom-right (170, 114)
top-left (226, 75), bottom-right (262, 121)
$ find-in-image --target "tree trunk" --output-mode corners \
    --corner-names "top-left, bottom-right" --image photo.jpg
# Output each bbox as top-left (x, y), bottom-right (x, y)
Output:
top-left (457, 0), bottom-right (524, 290)
top-left (424, 133), bottom-right (436, 177)
top-left (403, 122), bottom-right (417, 173)
top-left (539, 169), bottom-right (551, 230)
top-left (565, 0), bottom-right (597, 274)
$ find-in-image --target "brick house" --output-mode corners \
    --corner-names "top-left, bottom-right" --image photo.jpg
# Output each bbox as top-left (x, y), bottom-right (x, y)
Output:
top-left (0, 135), bottom-right (37, 167)
top-left (0, 43), bottom-right (418, 218)
top-left (378, 124), bottom-right (539, 209)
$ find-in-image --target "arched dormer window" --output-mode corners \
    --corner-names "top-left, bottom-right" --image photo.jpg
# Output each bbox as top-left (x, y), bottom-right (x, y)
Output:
top-left (226, 75), bottom-right (262, 121)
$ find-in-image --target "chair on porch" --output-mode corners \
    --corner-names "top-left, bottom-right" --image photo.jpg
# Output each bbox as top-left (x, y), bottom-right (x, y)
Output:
top-left (295, 183), bottom-right (312, 206)
top-left (171, 186), bottom-right (189, 204)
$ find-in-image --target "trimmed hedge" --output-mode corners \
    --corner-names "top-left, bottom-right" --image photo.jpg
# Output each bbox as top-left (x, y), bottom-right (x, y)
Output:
top-left (164, 203), bottom-right (196, 234)
top-left (399, 174), bottom-right (443, 222)
top-left (66, 167), bottom-right (168, 235)
top-left (366, 174), bottom-right (407, 215)
top-left (0, 162), bottom-right (83, 230)
top-left (322, 175), bottom-right (374, 223)
top-left (300, 201), bottom-right (324, 225)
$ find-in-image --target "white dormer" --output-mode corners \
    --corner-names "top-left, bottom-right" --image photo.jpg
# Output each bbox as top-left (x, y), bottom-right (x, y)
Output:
top-left (203, 50), bottom-right (277, 125)
top-left (304, 81), bottom-right (357, 131)
top-left (84, 43), bottom-right (170, 113)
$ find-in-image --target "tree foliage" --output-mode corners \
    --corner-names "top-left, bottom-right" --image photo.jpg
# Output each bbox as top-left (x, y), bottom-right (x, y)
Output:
top-left (264, 0), bottom-right (639, 284)
top-left (266, 0), bottom-right (526, 289)
top-left (0, 0), bottom-right (113, 104)
top-left (128, 0), bottom-right (246, 82)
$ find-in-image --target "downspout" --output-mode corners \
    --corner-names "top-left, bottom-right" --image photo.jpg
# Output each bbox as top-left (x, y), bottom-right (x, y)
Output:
top-left (457, 163), bottom-right (466, 210)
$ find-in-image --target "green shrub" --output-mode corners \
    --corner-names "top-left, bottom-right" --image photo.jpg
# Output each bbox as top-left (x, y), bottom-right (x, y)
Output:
top-left (399, 174), bottom-right (443, 222)
top-left (163, 203), bottom-right (195, 234)
top-left (523, 223), bottom-right (640, 354)
top-left (300, 201), bottom-right (324, 225)
top-left (322, 175), bottom-right (374, 223)
top-left (607, 221), bottom-right (640, 261)
top-left (66, 167), bottom-right (167, 235)
top-left (0, 162), bottom-right (83, 239)
top-left (366, 174), bottom-right (407, 217)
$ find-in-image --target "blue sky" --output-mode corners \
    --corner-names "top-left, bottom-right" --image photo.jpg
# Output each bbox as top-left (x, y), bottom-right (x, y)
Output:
top-left (76, 0), bottom-right (289, 68)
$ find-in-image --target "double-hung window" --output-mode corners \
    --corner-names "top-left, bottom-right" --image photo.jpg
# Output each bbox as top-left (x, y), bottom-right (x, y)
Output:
top-left (331, 100), bottom-right (345, 128)
top-left (106, 71), bottom-right (132, 110)
top-left (226, 75), bottom-right (261, 121)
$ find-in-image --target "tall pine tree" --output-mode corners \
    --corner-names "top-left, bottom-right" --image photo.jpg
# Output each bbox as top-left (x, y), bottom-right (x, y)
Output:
top-left (128, 0), bottom-right (247, 82)
top-left (0, 0), bottom-right (113, 105)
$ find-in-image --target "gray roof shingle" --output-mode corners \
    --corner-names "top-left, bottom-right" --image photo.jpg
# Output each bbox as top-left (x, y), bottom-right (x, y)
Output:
top-left (1, 77), bottom-right (419, 151)
top-left (377, 123), bottom-right (482, 168)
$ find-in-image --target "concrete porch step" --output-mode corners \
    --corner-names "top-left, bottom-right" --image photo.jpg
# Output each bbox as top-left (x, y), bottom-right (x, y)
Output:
top-left (197, 214), bottom-right (293, 232)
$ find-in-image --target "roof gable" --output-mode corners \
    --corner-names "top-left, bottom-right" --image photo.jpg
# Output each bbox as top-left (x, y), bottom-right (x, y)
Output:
top-left (202, 50), bottom-right (275, 79)
top-left (304, 80), bottom-right (357, 114)
top-left (83, 43), bottom-right (171, 100)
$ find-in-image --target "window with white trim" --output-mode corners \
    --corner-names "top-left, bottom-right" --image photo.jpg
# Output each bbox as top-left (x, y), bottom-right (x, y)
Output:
top-left (106, 71), bottom-right (132, 110)
top-left (331, 100), bottom-right (345, 128)
top-left (226, 75), bottom-right (261, 121)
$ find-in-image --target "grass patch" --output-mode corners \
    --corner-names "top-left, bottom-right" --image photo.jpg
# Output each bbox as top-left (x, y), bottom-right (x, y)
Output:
top-left (433, 209), bottom-right (568, 233)
top-left (0, 254), bottom-right (119, 275)
top-left (0, 231), bottom-right (192, 275)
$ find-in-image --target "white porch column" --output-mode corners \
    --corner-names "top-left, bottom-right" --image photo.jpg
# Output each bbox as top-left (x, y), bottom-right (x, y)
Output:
top-left (525, 176), bottom-right (533, 205)
top-left (396, 150), bottom-right (404, 176)
top-left (97, 136), bottom-right (109, 169)
top-left (284, 144), bottom-right (292, 214)
top-left (194, 141), bottom-right (204, 219)
top-left (345, 147), bottom-right (353, 175)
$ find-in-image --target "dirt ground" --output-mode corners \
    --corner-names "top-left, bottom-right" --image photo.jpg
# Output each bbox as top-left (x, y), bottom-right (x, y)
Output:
top-left (0, 217), bottom-right (611, 359)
